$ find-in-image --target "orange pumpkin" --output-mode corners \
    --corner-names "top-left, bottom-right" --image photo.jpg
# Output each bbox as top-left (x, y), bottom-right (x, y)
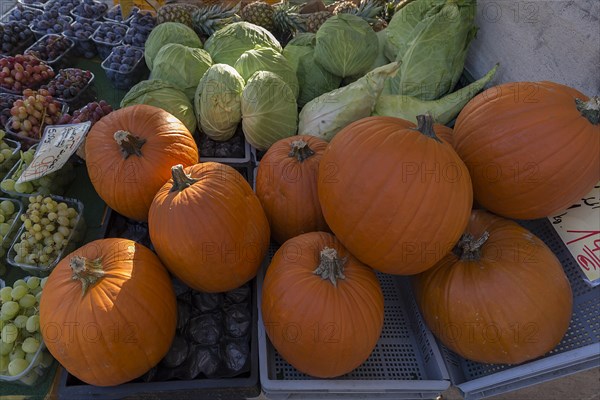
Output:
top-left (256, 135), bottom-right (330, 244)
top-left (434, 123), bottom-right (454, 146)
top-left (261, 231), bottom-right (384, 378)
top-left (413, 210), bottom-right (573, 364)
top-left (148, 163), bottom-right (270, 292)
top-left (318, 115), bottom-right (473, 275)
top-left (453, 81), bottom-right (599, 219)
top-left (39, 238), bottom-right (177, 386)
top-left (85, 104), bottom-right (199, 222)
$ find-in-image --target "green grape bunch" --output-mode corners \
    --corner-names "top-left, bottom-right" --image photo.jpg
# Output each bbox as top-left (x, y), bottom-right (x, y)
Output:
top-left (0, 199), bottom-right (21, 276)
top-left (0, 276), bottom-right (54, 383)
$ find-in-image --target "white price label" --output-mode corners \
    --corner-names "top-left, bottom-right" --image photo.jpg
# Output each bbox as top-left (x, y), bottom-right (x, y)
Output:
top-left (16, 122), bottom-right (91, 184)
top-left (548, 183), bottom-right (600, 287)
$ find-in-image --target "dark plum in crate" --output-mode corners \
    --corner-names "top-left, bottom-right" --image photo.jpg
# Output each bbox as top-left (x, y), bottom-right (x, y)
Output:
top-left (1, 4), bottom-right (43, 24)
top-left (70, 0), bottom-right (107, 20)
top-left (129, 10), bottom-right (156, 32)
top-left (92, 21), bottom-right (127, 59)
top-left (43, 0), bottom-right (80, 14)
top-left (101, 45), bottom-right (146, 90)
top-left (17, 0), bottom-right (49, 9)
top-left (30, 10), bottom-right (72, 38)
top-left (63, 18), bottom-right (101, 58)
top-left (123, 25), bottom-right (150, 48)
top-left (0, 22), bottom-right (35, 57)
top-left (25, 34), bottom-right (74, 70)
top-left (104, 4), bottom-right (139, 24)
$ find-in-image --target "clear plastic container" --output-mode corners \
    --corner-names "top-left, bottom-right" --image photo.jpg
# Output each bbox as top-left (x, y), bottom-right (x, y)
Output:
top-left (0, 4), bottom-right (43, 24)
top-left (0, 197), bottom-right (24, 250)
top-left (7, 195), bottom-right (86, 276)
top-left (91, 21), bottom-right (128, 59)
top-left (0, 22), bottom-right (36, 57)
top-left (62, 17), bottom-right (100, 58)
top-left (3, 101), bottom-right (69, 149)
top-left (69, 0), bottom-right (107, 20)
top-left (24, 33), bottom-right (74, 70)
top-left (43, 0), bottom-right (81, 12)
top-left (101, 45), bottom-right (146, 90)
top-left (103, 4), bottom-right (138, 25)
top-left (46, 68), bottom-right (95, 108)
top-left (1, 93), bottom-right (21, 130)
top-left (29, 14), bottom-right (73, 40)
top-left (0, 147), bottom-right (76, 196)
top-left (17, 0), bottom-right (49, 9)
top-left (0, 340), bottom-right (55, 386)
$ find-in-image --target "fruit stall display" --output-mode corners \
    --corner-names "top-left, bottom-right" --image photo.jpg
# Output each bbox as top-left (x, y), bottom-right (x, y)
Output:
top-left (0, 0), bottom-right (598, 399)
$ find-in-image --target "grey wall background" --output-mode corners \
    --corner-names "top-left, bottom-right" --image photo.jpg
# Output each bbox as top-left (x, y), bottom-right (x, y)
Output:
top-left (465, 0), bottom-right (600, 95)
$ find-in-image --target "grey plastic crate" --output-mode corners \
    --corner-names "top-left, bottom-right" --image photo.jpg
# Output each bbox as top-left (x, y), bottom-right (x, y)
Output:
top-left (257, 245), bottom-right (451, 400)
top-left (441, 218), bottom-right (600, 400)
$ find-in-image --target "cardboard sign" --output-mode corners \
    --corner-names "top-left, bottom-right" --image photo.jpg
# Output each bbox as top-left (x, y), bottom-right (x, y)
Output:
top-left (16, 122), bottom-right (91, 184)
top-left (549, 183), bottom-right (600, 287)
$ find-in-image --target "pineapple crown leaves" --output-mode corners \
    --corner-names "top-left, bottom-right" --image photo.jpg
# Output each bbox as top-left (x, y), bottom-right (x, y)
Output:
top-left (192, 2), bottom-right (242, 37)
top-left (273, 0), bottom-right (308, 34)
top-left (350, 0), bottom-right (384, 21)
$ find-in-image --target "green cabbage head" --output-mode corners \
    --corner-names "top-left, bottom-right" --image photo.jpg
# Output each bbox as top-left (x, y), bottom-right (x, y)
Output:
top-left (314, 14), bottom-right (378, 78)
top-left (121, 79), bottom-right (197, 133)
top-left (152, 43), bottom-right (213, 100)
top-left (144, 22), bottom-right (202, 71)
top-left (241, 71), bottom-right (297, 151)
top-left (194, 64), bottom-right (245, 142)
top-left (234, 46), bottom-right (299, 98)
top-left (204, 22), bottom-right (282, 66)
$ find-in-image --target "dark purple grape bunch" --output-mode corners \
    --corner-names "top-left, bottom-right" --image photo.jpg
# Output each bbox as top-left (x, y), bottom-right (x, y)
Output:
top-left (25, 35), bottom-right (73, 63)
top-left (0, 22), bottom-right (35, 55)
top-left (57, 100), bottom-right (113, 125)
top-left (71, 0), bottom-right (108, 20)
top-left (105, 4), bottom-right (139, 23)
top-left (5, 4), bottom-right (43, 24)
top-left (30, 10), bottom-right (72, 35)
top-left (43, 0), bottom-right (81, 15)
top-left (41, 68), bottom-right (92, 100)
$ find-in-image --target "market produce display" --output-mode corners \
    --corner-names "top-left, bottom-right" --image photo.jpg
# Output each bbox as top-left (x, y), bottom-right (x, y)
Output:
top-left (0, 0), bottom-right (597, 395)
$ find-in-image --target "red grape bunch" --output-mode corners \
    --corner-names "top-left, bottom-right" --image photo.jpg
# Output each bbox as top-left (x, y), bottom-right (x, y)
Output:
top-left (0, 55), bottom-right (55, 94)
top-left (9, 88), bottom-right (63, 139)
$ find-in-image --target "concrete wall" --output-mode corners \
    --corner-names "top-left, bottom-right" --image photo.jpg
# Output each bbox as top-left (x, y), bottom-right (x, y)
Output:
top-left (465, 0), bottom-right (600, 96)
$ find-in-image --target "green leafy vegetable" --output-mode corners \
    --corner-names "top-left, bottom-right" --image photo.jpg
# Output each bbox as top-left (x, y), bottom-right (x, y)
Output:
top-left (144, 22), bottom-right (202, 71)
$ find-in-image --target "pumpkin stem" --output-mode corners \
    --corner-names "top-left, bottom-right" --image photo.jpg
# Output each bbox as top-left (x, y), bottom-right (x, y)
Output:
top-left (415, 114), bottom-right (442, 143)
top-left (457, 231), bottom-right (490, 261)
top-left (289, 140), bottom-right (315, 162)
top-left (114, 130), bottom-right (147, 159)
top-left (575, 97), bottom-right (600, 125)
top-left (70, 256), bottom-right (105, 297)
top-left (170, 164), bottom-right (198, 192)
top-left (313, 247), bottom-right (347, 287)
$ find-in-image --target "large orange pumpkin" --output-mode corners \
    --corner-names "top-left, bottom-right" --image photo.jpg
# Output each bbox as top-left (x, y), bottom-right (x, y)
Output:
top-left (85, 104), bottom-right (199, 222)
top-left (256, 135), bottom-right (330, 244)
top-left (412, 210), bottom-right (573, 365)
top-left (261, 231), bottom-right (384, 378)
top-left (148, 163), bottom-right (270, 292)
top-left (39, 238), bottom-right (177, 386)
top-left (318, 115), bottom-right (473, 275)
top-left (453, 82), bottom-right (599, 219)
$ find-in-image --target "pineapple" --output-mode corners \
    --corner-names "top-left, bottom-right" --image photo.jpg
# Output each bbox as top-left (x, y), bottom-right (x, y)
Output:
top-left (351, 0), bottom-right (384, 25)
top-left (331, 0), bottom-right (359, 14)
top-left (192, 2), bottom-right (241, 38)
top-left (240, 1), bottom-right (276, 31)
top-left (273, 1), bottom-right (307, 38)
top-left (157, 3), bottom-right (200, 28)
top-left (305, 10), bottom-right (333, 33)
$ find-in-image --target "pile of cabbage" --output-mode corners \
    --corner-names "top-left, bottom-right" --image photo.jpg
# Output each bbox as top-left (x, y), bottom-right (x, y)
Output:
top-left (124, 0), bottom-right (495, 149)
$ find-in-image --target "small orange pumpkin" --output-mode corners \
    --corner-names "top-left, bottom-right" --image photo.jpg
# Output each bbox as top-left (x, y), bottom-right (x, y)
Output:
top-left (262, 231), bottom-right (384, 378)
top-left (256, 135), bottom-right (330, 244)
top-left (40, 238), bottom-right (177, 386)
top-left (85, 104), bottom-right (199, 221)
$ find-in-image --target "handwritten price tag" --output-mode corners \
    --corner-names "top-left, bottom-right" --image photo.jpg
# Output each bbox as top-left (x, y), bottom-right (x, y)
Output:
top-left (549, 183), bottom-right (600, 287)
top-left (16, 122), bottom-right (91, 184)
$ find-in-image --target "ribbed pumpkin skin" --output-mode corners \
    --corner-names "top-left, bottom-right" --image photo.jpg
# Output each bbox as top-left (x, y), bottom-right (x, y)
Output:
top-left (85, 105), bottom-right (199, 222)
top-left (148, 162), bottom-right (270, 292)
top-left (412, 210), bottom-right (573, 365)
top-left (434, 123), bottom-right (454, 146)
top-left (39, 239), bottom-right (177, 386)
top-left (453, 81), bottom-right (600, 219)
top-left (318, 116), bottom-right (473, 275)
top-left (261, 232), bottom-right (384, 378)
top-left (256, 135), bottom-right (330, 244)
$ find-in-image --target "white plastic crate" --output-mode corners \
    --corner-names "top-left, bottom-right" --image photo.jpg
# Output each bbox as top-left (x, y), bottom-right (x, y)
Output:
top-left (441, 218), bottom-right (600, 400)
top-left (257, 245), bottom-right (451, 400)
